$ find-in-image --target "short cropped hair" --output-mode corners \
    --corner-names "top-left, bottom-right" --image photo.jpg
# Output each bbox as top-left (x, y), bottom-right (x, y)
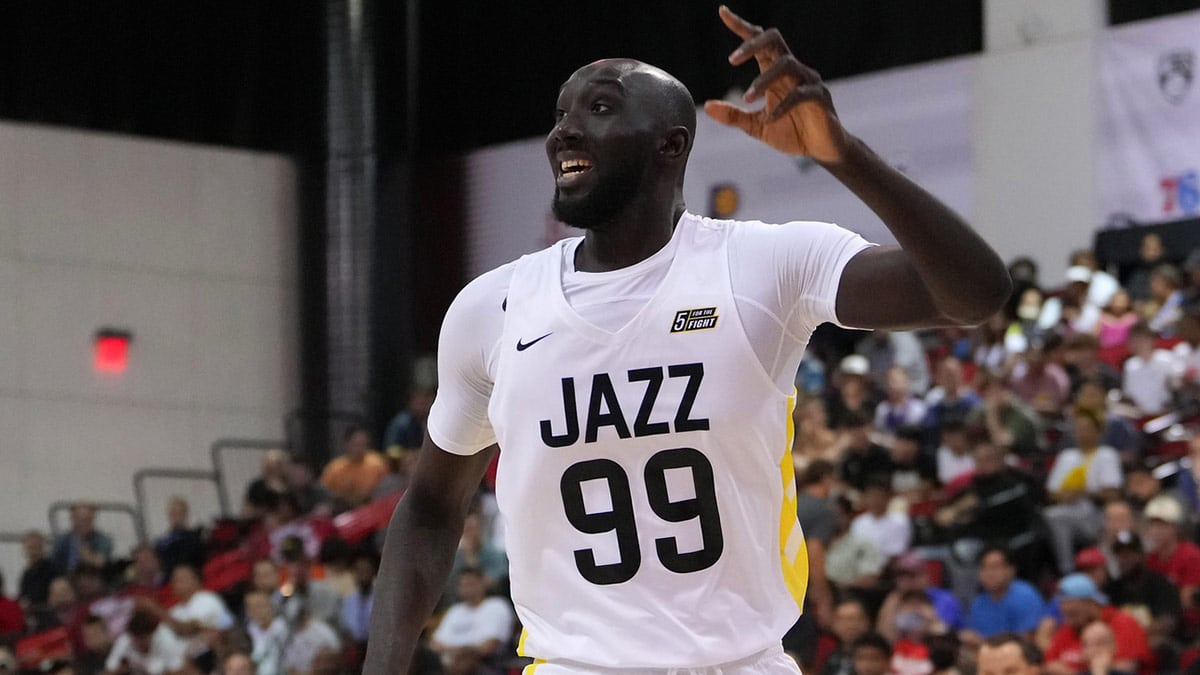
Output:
top-left (852, 632), bottom-right (892, 659)
top-left (983, 632), bottom-right (1042, 664)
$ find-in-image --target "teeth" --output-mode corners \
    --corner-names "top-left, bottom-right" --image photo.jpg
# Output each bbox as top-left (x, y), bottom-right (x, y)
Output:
top-left (560, 159), bottom-right (593, 173)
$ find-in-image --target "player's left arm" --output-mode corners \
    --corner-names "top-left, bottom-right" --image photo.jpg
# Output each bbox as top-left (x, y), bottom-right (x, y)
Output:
top-left (706, 6), bottom-right (1010, 329)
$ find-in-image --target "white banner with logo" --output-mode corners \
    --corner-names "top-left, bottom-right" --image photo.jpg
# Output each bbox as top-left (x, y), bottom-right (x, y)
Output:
top-left (1097, 10), bottom-right (1200, 225)
top-left (463, 58), bottom-right (976, 278)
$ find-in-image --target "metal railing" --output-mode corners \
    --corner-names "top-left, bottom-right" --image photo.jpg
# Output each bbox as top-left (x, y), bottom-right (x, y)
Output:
top-left (0, 532), bottom-right (24, 545)
top-left (210, 438), bottom-right (287, 516)
top-left (47, 500), bottom-right (146, 545)
top-left (131, 467), bottom-right (219, 537)
top-left (39, 428), bottom-right (318, 558)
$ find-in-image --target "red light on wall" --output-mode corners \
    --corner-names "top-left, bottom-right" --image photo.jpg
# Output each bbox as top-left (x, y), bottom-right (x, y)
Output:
top-left (94, 328), bottom-right (132, 374)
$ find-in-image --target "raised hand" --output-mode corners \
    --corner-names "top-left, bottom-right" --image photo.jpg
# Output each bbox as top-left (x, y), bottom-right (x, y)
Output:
top-left (704, 5), bottom-right (849, 163)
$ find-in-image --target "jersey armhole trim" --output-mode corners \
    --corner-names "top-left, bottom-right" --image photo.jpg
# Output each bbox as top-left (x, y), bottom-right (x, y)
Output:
top-left (825, 241), bottom-right (877, 329)
top-left (428, 420), bottom-right (492, 456)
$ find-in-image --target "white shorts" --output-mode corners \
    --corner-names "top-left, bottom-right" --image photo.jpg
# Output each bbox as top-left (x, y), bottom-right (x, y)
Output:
top-left (521, 646), bottom-right (802, 675)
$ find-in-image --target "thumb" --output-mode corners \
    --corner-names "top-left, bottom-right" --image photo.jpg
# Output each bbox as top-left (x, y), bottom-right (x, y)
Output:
top-left (704, 100), bottom-right (760, 136)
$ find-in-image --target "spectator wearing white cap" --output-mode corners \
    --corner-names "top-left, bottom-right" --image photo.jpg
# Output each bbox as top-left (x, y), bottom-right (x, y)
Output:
top-left (826, 354), bottom-right (878, 430)
top-left (1122, 321), bottom-right (1177, 416)
top-left (1038, 258), bottom-right (1112, 335)
top-left (1142, 495), bottom-right (1200, 610)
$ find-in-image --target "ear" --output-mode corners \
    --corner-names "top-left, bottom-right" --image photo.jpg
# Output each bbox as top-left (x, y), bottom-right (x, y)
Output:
top-left (658, 126), bottom-right (690, 162)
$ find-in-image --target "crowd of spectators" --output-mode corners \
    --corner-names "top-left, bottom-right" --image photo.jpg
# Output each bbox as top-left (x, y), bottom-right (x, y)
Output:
top-left (788, 239), bottom-right (1200, 675)
top-left (0, 418), bottom-right (431, 675)
top-left (1, 238), bottom-right (1199, 675)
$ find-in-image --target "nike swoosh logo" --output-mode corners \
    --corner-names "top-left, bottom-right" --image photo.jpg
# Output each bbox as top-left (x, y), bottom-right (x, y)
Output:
top-left (516, 332), bottom-right (553, 351)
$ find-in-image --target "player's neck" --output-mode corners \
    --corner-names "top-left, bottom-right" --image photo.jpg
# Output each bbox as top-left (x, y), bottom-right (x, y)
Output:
top-left (574, 199), bottom-right (685, 273)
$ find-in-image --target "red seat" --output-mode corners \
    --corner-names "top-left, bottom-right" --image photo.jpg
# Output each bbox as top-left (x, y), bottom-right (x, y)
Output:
top-left (1180, 646), bottom-right (1200, 672)
top-left (203, 550), bottom-right (253, 593)
top-left (908, 498), bottom-right (944, 518)
top-left (333, 491), bottom-right (404, 544)
top-left (1151, 440), bottom-right (1191, 459)
top-left (16, 627), bottom-right (71, 670)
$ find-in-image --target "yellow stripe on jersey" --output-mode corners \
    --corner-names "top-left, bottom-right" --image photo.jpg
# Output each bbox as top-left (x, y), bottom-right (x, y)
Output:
top-left (779, 392), bottom-right (809, 610)
top-left (517, 627), bottom-right (529, 657)
top-left (522, 659), bottom-right (546, 674)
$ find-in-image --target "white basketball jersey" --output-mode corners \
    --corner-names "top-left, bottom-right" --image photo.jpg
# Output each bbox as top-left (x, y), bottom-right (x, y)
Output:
top-left (488, 216), bottom-right (809, 669)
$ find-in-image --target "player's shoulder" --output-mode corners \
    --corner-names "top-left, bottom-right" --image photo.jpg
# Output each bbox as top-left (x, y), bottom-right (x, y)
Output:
top-left (450, 240), bottom-right (576, 311)
top-left (444, 259), bottom-right (524, 327)
top-left (685, 212), bottom-right (852, 249)
top-left (685, 211), bottom-right (838, 233)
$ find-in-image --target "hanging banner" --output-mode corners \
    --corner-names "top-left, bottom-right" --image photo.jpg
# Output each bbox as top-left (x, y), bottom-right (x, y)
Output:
top-left (463, 58), bottom-right (976, 278)
top-left (1097, 10), bottom-right (1200, 226)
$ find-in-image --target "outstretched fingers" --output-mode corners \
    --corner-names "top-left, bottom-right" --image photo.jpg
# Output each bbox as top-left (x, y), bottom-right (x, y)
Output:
top-left (703, 100), bottom-right (762, 136)
top-left (720, 6), bottom-right (791, 72)
top-left (718, 5), bottom-right (761, 40)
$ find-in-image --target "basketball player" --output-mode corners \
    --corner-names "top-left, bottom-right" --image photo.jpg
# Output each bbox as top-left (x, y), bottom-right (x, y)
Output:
top-left (366, 6), bottom-right (1010, 674)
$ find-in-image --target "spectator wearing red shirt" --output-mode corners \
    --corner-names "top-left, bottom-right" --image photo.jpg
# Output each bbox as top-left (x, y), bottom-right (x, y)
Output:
top-left (1044, 574), bottom-right (1148, 675)
top-left (1142, 495), bottom-right (1200, 610)
top-left (0, 571), bottom-right (25, 638)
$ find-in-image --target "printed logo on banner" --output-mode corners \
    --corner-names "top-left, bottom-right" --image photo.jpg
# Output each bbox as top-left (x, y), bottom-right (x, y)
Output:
top-left (1160, 169), bottom-right (1199, 216)
top-left (1157, 49), bottom-right (1195, 105)
top-left (708, 184), bottom-right (741, 219)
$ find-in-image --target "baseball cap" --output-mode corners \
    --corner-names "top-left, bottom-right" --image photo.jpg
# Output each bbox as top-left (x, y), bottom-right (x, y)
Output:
top-left (1111, 530), bottom-right (1143, 552)
top-left (1065, 266), bottom-right (1093, 283)
top-left (1144, 495), bottom-right (1184, 524)
top-left (1057, 572), bottom-right (1108, 604)
top-left (840, 354), bottom-right (870, 376)
top-left (1073, 547), bottom-right (1106, 570)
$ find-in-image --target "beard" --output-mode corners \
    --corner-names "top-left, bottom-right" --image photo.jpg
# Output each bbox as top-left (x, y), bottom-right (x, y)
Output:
top-left (552, 157), bottom-right (646, 230)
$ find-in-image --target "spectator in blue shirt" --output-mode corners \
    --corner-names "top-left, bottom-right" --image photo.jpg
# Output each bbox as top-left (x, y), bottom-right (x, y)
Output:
top-left (383, 387), bottom-right (435, 455)
top-left (924, 357), bottom-right (981, 445)
top-left (340, 550), bottom-right (378, 645)
top-left (51, 503), bottom-right (114, 574)
top-left (964, 545), bottom-right (1046, 640)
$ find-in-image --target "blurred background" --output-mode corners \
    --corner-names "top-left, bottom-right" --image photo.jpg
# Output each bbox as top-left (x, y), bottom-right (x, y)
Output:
top-left (1, 1), bottom-right (1200, 673)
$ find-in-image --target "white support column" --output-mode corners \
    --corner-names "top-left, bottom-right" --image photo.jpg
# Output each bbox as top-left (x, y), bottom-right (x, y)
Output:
top-left (973, 0), bottom-right (1106, 284)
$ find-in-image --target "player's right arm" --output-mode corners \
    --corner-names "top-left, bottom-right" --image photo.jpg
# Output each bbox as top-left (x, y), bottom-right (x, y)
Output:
top-left (364, 263), bottom-right (513, 674)
top-left (364, 438), bottom-right (498, 674)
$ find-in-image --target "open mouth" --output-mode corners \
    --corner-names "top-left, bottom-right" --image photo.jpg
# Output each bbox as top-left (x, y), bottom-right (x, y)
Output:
top-left (556, 154), bottom-right (595, 188)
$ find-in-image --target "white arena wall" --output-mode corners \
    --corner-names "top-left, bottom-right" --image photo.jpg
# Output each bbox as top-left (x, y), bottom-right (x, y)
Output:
top-left (0, 122), bottom-right (299, 585)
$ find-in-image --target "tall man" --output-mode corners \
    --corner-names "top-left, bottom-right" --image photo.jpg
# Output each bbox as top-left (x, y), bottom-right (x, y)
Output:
top-left (367, 6), bottom-right (1009, 674)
